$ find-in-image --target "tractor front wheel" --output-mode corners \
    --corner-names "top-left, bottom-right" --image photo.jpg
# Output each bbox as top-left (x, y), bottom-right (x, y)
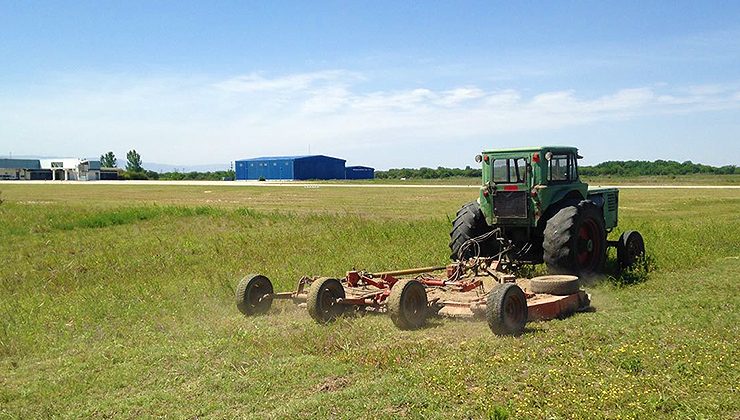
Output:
top-left (449, 201), bottom-right (497, 260)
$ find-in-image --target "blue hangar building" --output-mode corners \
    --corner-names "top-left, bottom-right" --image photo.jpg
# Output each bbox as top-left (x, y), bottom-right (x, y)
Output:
top-left (235, 155), bottom-right (347, 180)
top-left (235, 155), bottom-right (375, 180)
top-left (345, 166), bottom-right (375, 180)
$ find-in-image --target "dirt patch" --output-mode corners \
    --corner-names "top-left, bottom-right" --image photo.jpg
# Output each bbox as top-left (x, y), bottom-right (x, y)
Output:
top-left (316, 376), bottom-right (350, 392)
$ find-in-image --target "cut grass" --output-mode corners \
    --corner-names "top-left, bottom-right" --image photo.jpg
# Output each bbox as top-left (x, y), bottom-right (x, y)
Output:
top-left (0, 184), bottom-right (738, 418)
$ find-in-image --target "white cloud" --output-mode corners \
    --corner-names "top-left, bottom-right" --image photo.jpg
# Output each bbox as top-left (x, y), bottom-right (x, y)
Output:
top-left (213, 70), bottom-right (355, 93)
top-left (351, 88), bottom-right (437, 111)
top-left (686, 84), bottom-right (727, 96)
top-left (484, 90), bottom-right (521, 107)
top-left (528, 91), bottom-right (580, 117)
top-left (2, 70), bottom-right (739, 166)
top-left (591, 88), bottom-right (655, 111)
top-left (434, 87), bottom-right (486, 106)
top-left (301, 86), bottom-right (351, 114)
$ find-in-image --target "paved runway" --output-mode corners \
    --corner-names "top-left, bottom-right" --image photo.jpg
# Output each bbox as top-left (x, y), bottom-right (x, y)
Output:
top-left (2, 180), bottom-right (738, 189)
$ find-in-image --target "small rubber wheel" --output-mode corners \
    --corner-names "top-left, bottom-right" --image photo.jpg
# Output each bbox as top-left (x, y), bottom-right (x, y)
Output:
top-left (235, 274), bottom-right (274, 316)
top-left (307, 277), bottom-right (346, 324)
top-left (617, 230), bottom-right (645, 271)
top-left (388, 279), bottom-right (429, 330)
top-left (486, 283), bottom-right (528, 336)
top-left (529, 275), bottom-right (580, 295)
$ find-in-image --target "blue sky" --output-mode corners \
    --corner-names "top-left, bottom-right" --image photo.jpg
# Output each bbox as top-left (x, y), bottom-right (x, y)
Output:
top-left (1, 1), bottom-right (739, 169)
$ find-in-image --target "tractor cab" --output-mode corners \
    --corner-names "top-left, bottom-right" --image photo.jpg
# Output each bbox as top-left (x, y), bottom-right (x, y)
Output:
top-left (477, 152), bottom-right (530, 224)
top-left (477, 146), bottom-right (587, 228)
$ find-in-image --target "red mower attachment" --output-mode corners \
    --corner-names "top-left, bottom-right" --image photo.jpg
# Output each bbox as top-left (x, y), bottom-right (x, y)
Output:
top-left (235, 258), bottom-right (591, 336)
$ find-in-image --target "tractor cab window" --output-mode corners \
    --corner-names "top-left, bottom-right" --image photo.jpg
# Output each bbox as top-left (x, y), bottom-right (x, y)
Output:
top-left (548, 153), bottom-right (578, 183)
top-left (492, 158), bottom-right (527, 183)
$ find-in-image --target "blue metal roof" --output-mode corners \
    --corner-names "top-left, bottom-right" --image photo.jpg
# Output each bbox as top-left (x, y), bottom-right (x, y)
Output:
top-left (236, 154), bottom-right (345, 162)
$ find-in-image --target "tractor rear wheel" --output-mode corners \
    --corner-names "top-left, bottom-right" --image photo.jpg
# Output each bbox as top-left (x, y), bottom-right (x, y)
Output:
top-left (617, 230), bottom-right (645, 271)
top-left (236, 274), bottom-right (274, 316)
top-left (307, 277), bottom-right (346, 323)
top-left (388, 279), bottom-right (428, 330)
top-left (449, 201), bottom-right (496, 260)
top-left (486, 283), bottom-right (528, 336)
top-left (543, 201), bottom-right (607, 276)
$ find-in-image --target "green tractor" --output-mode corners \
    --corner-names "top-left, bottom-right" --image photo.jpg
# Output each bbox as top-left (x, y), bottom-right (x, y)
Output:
top-left (450, 146), bottom-right (645, 275)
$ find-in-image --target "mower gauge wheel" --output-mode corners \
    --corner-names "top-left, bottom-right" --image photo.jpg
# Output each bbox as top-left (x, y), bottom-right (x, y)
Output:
top-left (236, 274), bottom-right (274, 316)
top-left (307, 277), bottom-right (346, 324)
top-left (388, 279), bottom-right (429, 330)
top-left (486, 283), bottom-right (527, 336)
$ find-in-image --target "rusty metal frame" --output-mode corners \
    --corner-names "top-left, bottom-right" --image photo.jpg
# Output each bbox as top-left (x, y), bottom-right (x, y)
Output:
top-left (262, 256), bottom-right (590, 323)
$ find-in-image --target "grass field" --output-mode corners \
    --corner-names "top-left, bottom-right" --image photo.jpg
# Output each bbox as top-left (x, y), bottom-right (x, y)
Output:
top-left (1, 184), bottom-right (738, 418)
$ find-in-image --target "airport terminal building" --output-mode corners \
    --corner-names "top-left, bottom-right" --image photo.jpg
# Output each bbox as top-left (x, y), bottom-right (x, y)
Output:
top-left (0, 158), bottom-right (117, 181)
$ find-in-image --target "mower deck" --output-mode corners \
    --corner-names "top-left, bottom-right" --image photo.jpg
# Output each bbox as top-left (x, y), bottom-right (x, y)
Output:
top-left (428, 277), bottom-right (590, 321)
top-left (236, 258), bottom-right (592, 336)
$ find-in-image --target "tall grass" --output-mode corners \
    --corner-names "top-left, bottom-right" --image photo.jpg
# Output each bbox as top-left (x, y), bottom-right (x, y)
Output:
top-left (0, 186), bottom-right (738, 418)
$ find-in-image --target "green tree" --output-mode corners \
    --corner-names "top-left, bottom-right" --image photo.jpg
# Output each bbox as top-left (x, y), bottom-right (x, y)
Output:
top-left (126, 150), bottom-right (143, 172)
top-left (100, 151), bottom-right (117, 168)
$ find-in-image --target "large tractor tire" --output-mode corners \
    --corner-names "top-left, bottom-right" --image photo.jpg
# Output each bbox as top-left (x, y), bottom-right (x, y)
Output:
top-left (449, 201), bottom-right (496, 260)
top-left (543, 201), bottom-right (607, 276)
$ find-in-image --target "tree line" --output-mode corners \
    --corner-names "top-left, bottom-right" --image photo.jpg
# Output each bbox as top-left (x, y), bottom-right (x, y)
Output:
top-left (100, 149), bottom-right (161, 180)
top-left (578, 160), bottom-right (738, 176)
top-left (158, 170), bottom-right (235, 181)
top-left (99, 150), bottom-right (234, 180)
top-left (375, 160), bottom-right (738, 179)
top-left (375, 166), bottom-right (482, 179)
top-left (99, 151), bottom-right (737, 181)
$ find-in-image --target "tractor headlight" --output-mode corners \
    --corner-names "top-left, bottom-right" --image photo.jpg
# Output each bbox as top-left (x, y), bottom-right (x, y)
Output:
top-left (475, 154), bottom-right (483, 163)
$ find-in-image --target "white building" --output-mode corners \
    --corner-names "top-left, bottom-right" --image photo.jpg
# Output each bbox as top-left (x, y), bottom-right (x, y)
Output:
top-left (39, 158), bottom-right (101, 181)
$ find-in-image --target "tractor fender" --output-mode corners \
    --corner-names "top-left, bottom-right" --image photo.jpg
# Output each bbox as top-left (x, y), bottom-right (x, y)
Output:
top-left (586, 193), bottom-right (606, 209)
top-left (551, 188), bottom-right (586, 206)
top-left (536, 192), bottom-right (587, 233)
top-left (538, 189), bottom-right (585, 221)
top-left (533, 187), bottom-right (586, 226)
